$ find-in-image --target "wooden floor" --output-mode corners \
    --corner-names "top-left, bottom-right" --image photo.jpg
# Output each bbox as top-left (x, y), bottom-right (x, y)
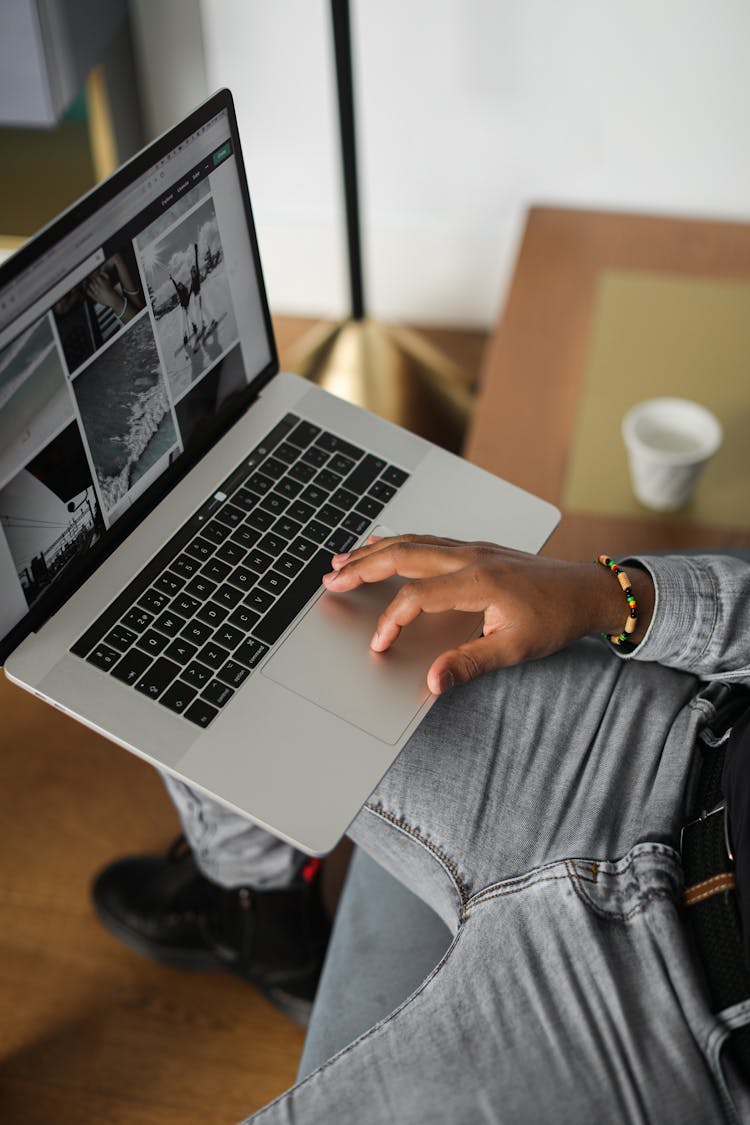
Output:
top-left (0, 318), bottom-right (488, 1124)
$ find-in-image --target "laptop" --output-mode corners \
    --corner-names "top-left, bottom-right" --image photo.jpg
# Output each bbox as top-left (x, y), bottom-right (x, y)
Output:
top-left (0, 89), bottom-right (559, 855)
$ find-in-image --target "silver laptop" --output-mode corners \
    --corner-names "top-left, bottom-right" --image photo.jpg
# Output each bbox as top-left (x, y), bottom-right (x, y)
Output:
top-left (0, 90), bottom-right (558, 855)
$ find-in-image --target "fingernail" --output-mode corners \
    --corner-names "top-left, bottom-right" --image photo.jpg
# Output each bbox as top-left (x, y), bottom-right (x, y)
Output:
top-left (332, 552), bottom-right (350, 565)
top-left (437, 670), bottom-right (455, 694)
top-left (371, 630), bottom-right (383, 651)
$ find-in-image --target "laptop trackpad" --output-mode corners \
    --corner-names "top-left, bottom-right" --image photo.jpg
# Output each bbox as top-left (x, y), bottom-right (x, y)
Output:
top-left (261, 578), bottom-right (481, 745)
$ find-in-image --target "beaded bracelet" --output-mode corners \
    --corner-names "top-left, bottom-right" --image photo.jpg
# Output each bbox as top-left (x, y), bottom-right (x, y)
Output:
top-left (596, 555), bottom-right (638, 647)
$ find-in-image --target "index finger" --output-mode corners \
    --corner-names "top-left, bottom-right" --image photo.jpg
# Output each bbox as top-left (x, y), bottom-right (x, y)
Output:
top-left (323, 536), bottom-right (476, 591)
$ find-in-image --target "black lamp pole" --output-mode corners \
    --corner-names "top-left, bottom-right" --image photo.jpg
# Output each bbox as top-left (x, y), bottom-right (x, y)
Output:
top-left (330, 0), bottom-right (365, 321)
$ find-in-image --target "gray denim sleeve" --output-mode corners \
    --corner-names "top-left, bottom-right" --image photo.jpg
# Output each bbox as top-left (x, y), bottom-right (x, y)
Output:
top-left (613, 554), bottom-right (750, 685)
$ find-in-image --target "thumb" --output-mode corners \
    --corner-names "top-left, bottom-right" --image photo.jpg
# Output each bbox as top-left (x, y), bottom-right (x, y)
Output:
top-left (427, 636), bottom-right (504, 695)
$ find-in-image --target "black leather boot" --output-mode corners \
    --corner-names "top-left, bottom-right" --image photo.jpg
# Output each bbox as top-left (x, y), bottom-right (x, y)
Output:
top-left (92, 837), bottom-right (330, 1024)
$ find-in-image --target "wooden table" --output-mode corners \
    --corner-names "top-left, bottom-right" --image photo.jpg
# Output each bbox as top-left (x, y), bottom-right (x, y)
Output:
top-left (464, 206), bottom-right (750, 560)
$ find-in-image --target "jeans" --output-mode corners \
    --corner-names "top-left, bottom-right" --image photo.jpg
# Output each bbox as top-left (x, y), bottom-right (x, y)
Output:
top-left (165, 627), bottom-right (750, 1124)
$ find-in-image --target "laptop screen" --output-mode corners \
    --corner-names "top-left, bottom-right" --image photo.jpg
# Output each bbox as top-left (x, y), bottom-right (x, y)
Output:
top-left (0, 91), bottom-right (276, 662)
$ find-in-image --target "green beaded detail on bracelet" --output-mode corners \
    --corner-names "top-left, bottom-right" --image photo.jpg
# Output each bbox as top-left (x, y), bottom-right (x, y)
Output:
top-left (596, 555), bottom-right (638, 647)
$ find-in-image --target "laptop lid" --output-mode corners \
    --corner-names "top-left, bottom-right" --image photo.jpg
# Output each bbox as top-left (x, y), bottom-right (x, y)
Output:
top-left (0, 89), bottom-right (277, 665)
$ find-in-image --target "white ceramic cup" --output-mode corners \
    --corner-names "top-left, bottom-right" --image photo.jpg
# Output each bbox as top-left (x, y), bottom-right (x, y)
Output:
top-left (621, 397), bottom-right (723, 512)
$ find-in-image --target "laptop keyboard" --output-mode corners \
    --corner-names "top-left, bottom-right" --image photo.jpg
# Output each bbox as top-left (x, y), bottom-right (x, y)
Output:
top-left (70, 412), bottom-right (409, 729)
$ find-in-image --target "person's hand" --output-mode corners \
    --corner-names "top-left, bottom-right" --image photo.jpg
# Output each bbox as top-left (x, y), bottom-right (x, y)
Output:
top-left (84, 270), bottom-right (120, 309)
top-left (322, 535), bottom-right (654, 694)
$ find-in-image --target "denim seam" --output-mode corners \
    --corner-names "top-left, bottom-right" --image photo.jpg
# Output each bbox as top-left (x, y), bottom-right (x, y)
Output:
top-left (364, 801), bottom-right (469, 911)
top-left (464, 844), bottom-right (680, 913)
top-left (565, 858), bottom-right (677, 923)
top-left (465, 871), bottom-right (572, 914)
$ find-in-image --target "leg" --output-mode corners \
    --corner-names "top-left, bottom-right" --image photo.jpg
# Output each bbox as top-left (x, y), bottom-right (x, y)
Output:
top-left (163, 774), bottom-right (305, 889)
top-left (244, 846), bottom-right (742, 1124)
top-left (239, 646), bottom-right (744, 1122)
top-left (348, 636), bottom-right (709, 929)
top-left (92, 775), bottom-right (327, 1023)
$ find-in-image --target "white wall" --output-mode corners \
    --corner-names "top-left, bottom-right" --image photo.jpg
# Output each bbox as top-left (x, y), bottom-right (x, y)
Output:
top-left (194, 0), bottom-right (750, 327)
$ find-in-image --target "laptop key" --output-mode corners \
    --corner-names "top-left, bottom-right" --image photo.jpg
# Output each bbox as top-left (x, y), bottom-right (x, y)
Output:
top-left (165, 637), bottom-right (199, 664)
top-left (182, 661), bottom-right (212, 688)
top-left (160, 681), bottom-right (198, 715)
top-left (257, 532), bottom-right (288, 557)
top-left (196, 601), bottom-right (229, 627)
top-left (288, 535), bottom-right (318, 561)
top-left (214, 502), bottom-right (245, 528)
top-left (324, 529), bottom-right (357, 554)
top-left (286, 499), bottom-right (316, 525)
top-left (122, 607), bottom-right (154, 633)
top-left (214, 583), bottom-right (243, 609)
top-left (344, 453), bottom-right (386, 494)
top-left (261, 456), bottom-right (287, 480)
top-left (254, 549), bottom-right (332, 646)
top-left (245, 548), bottom-right (273, 574)
top-left (215, 660), bottom-right (251, 689)
top-left (201, 520), bottom-right (231, 545)
top-left (87, 643), bottom-right (121, 672)
top-left (315, 432), bottom-right (364, 461)
top-left (172, 553), bottom-right (200, 578)
top-left (274, 440), bottom-right (303, 464)
top-left (184, 536), bottom-right (216, 562)
top-left (111, 648), bottom-right (151, 685)
top-left (230, 488), bottom-right (261, 513)
top-left (181, 619), bottom-right (214, 646)
top-left (185, 574), bottom-right (218, 600)
top-left (300, 446), bottom-right (328, 469)
top-left (153, 571), bottom-right (185, 596)
top-left (303, 520), bottom-right (330, 545)
top-left (202, 680), bottom-right (235, 708)
top-left (369, 480), bottom-right (396, 503)
top-left (382, 465), bottom-right (409, 487)
top-left (247, 471), bottom-right (274, 495)
top-left (153, 610), bottom-right (187, 638)
top-left (259, 492), bottom-right (289, 517)
top-left (138, 589), bottom-right (170, 614)
top-left (213, 623), bottom-right (244, 651)
top-left (230, 523), bottom-right (262, 548)
top-left (196, 641), bottom-right (231, 670)
top-left (202, 557), bottom-right (231, 583)
top-left (226, 566), bottom-right (258, 592)
top-left (287, 460), bottom-right (316, 484)
top-left (276, 552), bottom-right (304, 578)
top-left (355, 496), bottom-right (384, 520)
top-left (184, 698), bottom-right (219, 728)
top-left (342, 512), bottom-right (370, 536)
top-left (136, 629), bottom-right (170, 656)
top-left (273, 515), bottom-right (302, 540)
top-left (234, 637), bottom-right (268, 669)
top-left (104, 625), bottom-right (137, 652)
top-left (317, 502), bottom-right (345, 527)
top-left (224, 606), bottom-right (257, 632)
top-left (276, 476), bottom-right (303, 500)
top-left (244, 588), bottom-right (275, 614)
top-left (172, 592), bottom-right (201, 618)
top-left (300, 483), bottom-right (329, 507)
top-left (289, 420), bottom-right (321, 448)
top-left (134, 656), bottom-right (180, 699)
top-left (329, 487), bottom-right (357, 512)
top-left (328, 453), bottom-right (356, 477)
top-left (215, 539), bottom-right (248, 566)
top-left (245, 507), bottom-right (275, 532)
top-left (258, 571), bottom-right (289, 596)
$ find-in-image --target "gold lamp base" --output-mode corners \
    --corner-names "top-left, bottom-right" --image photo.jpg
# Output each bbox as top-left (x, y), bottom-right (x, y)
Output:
top-left (284, 317), bottom-right (476, 453)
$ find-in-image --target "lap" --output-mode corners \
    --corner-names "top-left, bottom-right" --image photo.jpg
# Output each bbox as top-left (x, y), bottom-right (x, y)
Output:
top-left (350, 638), bottom-right (704, 928)
top-left (245, 845), bottom-right (736, 1125)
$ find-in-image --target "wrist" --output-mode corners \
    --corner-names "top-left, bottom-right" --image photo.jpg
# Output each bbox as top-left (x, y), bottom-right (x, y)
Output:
top-left (591, 559), bottom-right (655, 648)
